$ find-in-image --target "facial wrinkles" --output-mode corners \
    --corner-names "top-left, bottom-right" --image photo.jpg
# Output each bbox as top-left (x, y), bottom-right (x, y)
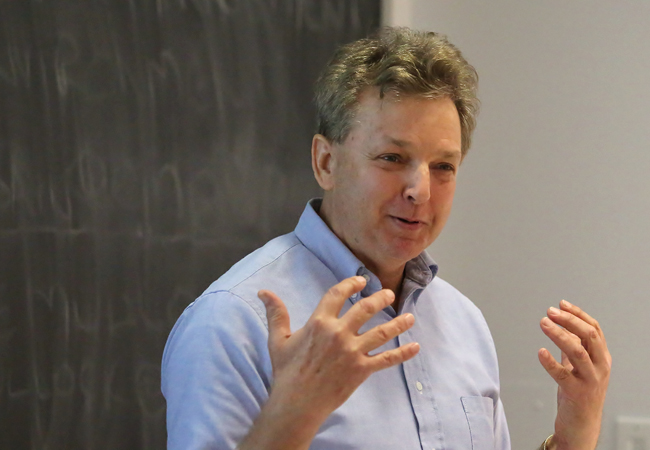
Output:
top-left (321, 91), bottom-right (461, 274)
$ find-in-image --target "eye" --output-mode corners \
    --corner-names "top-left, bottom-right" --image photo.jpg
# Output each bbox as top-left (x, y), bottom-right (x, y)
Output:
top-left (379, 154), bottom-right (401, 163)
top-left (435, 163), bottom-right (456, 172)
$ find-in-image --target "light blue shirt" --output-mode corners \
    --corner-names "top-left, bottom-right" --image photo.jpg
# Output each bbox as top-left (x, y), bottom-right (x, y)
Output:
top-left (162, 199), bottom-right (510, 449)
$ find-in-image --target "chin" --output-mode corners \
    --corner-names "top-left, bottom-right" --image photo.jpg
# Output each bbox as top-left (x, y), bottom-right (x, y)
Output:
top-left (386, 241), bottom-right (429, 263)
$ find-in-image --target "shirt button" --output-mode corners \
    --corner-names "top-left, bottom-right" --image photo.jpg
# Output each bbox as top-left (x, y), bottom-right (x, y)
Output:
top-left (416, 381), bottom-right (423, 391)
top-left (361, 273), bottom-right (370, 283)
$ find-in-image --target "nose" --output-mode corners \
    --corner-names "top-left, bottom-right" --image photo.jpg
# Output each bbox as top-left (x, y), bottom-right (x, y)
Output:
top-left (404, 164), bottom-right (430, 204)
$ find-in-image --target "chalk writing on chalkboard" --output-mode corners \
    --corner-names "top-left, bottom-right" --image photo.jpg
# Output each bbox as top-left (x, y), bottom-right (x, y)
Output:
top-left (0, 0), bottom-right (380, 448)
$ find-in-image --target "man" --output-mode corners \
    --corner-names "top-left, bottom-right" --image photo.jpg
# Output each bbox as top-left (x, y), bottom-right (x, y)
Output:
top-left (162, 27), bottom-right (611, 449)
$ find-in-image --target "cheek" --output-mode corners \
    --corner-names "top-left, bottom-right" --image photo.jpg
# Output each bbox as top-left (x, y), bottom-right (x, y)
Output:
top-left (352, 170), bottom-right (399, 203)
top-left (431, 181), bottom-right (456, 210)
top-left (368, 171), bottom-right (405, 197)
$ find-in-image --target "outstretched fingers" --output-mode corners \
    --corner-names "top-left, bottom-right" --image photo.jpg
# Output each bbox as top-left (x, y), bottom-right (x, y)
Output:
top-left (368, 342), bottom-right (420, 372)
top-left (357, 313), bottom-right (415, 354)
top-left (540, 316), bottom-right (596, 380)
top-left (342, 289), bottom-right (395, 332)
top-left (261, 277), bottom-right (421, 387)
top-left (314, 276), bottom-right (368, 318)
top-left (560, 300), bottom-right (601, 335)
top-left (549, 306), bottom-right (607, 362)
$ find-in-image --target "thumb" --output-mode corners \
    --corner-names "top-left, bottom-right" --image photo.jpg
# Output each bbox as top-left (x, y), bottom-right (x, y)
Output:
top-left (258, 290), bottom-right (291, 350)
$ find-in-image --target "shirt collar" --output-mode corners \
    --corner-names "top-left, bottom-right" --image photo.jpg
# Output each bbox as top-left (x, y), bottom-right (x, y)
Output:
top-left (294, 199), bottom-right (438, 299)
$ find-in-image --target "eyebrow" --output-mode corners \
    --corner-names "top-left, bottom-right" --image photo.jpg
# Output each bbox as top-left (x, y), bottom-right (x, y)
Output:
top-left (388, 138), bottom-right (461, 159)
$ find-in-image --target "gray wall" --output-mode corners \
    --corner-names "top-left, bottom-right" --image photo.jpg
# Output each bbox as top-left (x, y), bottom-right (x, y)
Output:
top-left (384, 1), bottom-right (650, 449)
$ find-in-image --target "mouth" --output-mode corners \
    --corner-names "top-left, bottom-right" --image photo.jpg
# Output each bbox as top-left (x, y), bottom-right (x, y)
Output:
top-left (390, 215), bottom-right (426, 228)
top-left (395, 217), bottom-right (420, 224)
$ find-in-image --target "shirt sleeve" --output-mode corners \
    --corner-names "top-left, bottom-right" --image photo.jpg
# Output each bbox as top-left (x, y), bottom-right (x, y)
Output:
top-left (161, 290), bottom-right (273, 450)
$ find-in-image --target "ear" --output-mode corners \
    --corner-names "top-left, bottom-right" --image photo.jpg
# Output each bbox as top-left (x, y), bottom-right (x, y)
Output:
top-left (311, 134), bottom-right (336, 190)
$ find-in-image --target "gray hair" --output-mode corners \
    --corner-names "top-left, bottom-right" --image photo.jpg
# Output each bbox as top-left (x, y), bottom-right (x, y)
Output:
top-left (314, 27), bottom-right (479, 156)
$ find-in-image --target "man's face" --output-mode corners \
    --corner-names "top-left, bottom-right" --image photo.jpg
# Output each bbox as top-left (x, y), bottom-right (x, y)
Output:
top-left (317, 89), bottom-right (462, 274)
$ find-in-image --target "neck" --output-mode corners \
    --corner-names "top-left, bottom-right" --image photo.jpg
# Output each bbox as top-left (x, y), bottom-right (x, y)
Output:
top-left (318, 197), bottom-right (407, 310)
top-left (366, 263), bottom-right (405, 312)
top-left (368, 264), bottom-right (404, 293)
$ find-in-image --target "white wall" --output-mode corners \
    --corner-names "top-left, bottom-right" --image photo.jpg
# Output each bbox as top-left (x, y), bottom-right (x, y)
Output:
top-left (384, 1), bottom-right (650, 449)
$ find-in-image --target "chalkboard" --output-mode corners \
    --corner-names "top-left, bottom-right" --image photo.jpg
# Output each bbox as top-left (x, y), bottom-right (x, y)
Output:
top-left (0, 1), bottom-right (380, 448)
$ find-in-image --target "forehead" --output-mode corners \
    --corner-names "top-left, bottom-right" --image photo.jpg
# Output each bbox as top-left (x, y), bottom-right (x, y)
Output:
top-left (346, 88), bottom-right (462, 152)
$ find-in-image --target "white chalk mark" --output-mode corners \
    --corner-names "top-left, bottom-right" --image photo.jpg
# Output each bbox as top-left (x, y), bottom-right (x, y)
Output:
top-left (72, 294), bottom-right (100, 332)
top-left (49, 183), bottom-right (73, 224)
top-left (135, 363), bottom-right (166, 417)
top-left (53, 362), bottom-right (75, 397)
top-left (106, 294), bottom-right (137, 338)
top-left (76, 152), bottom-right (109, 200)
top-left (155, 163), bottom-right (185, 220)
top-left (54, 32), bottom-right (79, 98)
top-left (2, 42), bottom-right (31, 86)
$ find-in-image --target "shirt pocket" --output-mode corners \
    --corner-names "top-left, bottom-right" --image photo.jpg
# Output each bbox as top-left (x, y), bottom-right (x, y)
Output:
top-left (461, 396), bottom-right (495, 450)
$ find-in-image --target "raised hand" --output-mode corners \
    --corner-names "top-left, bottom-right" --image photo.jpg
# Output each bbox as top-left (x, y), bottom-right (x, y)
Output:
top-left (538, 300), bottom-right (612, 450)
top-left (238, 276), bottom-right (419, 450)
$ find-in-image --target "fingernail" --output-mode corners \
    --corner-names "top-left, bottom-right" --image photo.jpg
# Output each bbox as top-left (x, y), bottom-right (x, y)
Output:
top-left (404, 313), bottom-right (414, 326)
top-left (548, 306), bottom-right (560, 316)
top-left (561, 299), bottom-right (572, 308)
top-left (355, 276), bottom-right (366, 284)
top-left (541, 317), bottom-right (553, 327)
